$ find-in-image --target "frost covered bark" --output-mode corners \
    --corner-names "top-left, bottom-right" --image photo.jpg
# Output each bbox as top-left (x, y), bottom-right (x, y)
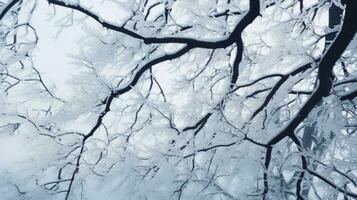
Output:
top-left (0, 0), bottom-right (356, 199)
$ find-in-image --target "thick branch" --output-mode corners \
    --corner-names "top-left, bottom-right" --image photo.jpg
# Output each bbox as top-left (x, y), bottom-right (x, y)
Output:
top-left (0, 0), bottom-right (21, 20)
top-left (47, 0), bottom-right (260, 49)
top-left (267, 0), bottom-right (357, 146)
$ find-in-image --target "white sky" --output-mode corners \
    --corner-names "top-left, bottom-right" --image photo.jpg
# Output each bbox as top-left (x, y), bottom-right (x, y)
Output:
top-left (30, 0), bottom-right (181, 102)
top-left (31, 0), bottom-right (85, 97)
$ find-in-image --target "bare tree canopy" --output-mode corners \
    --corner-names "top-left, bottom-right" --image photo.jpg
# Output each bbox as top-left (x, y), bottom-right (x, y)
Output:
top-left (0, 0), bottom-right (356, 199)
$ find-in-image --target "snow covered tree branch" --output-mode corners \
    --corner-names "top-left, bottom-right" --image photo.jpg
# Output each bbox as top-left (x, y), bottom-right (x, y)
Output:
top-left (0, 0), bottom-right (356, 199)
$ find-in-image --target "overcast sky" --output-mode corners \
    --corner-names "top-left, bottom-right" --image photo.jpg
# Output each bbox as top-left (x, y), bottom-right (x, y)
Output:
top-left (31, 1), bottom-right (84, 97)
